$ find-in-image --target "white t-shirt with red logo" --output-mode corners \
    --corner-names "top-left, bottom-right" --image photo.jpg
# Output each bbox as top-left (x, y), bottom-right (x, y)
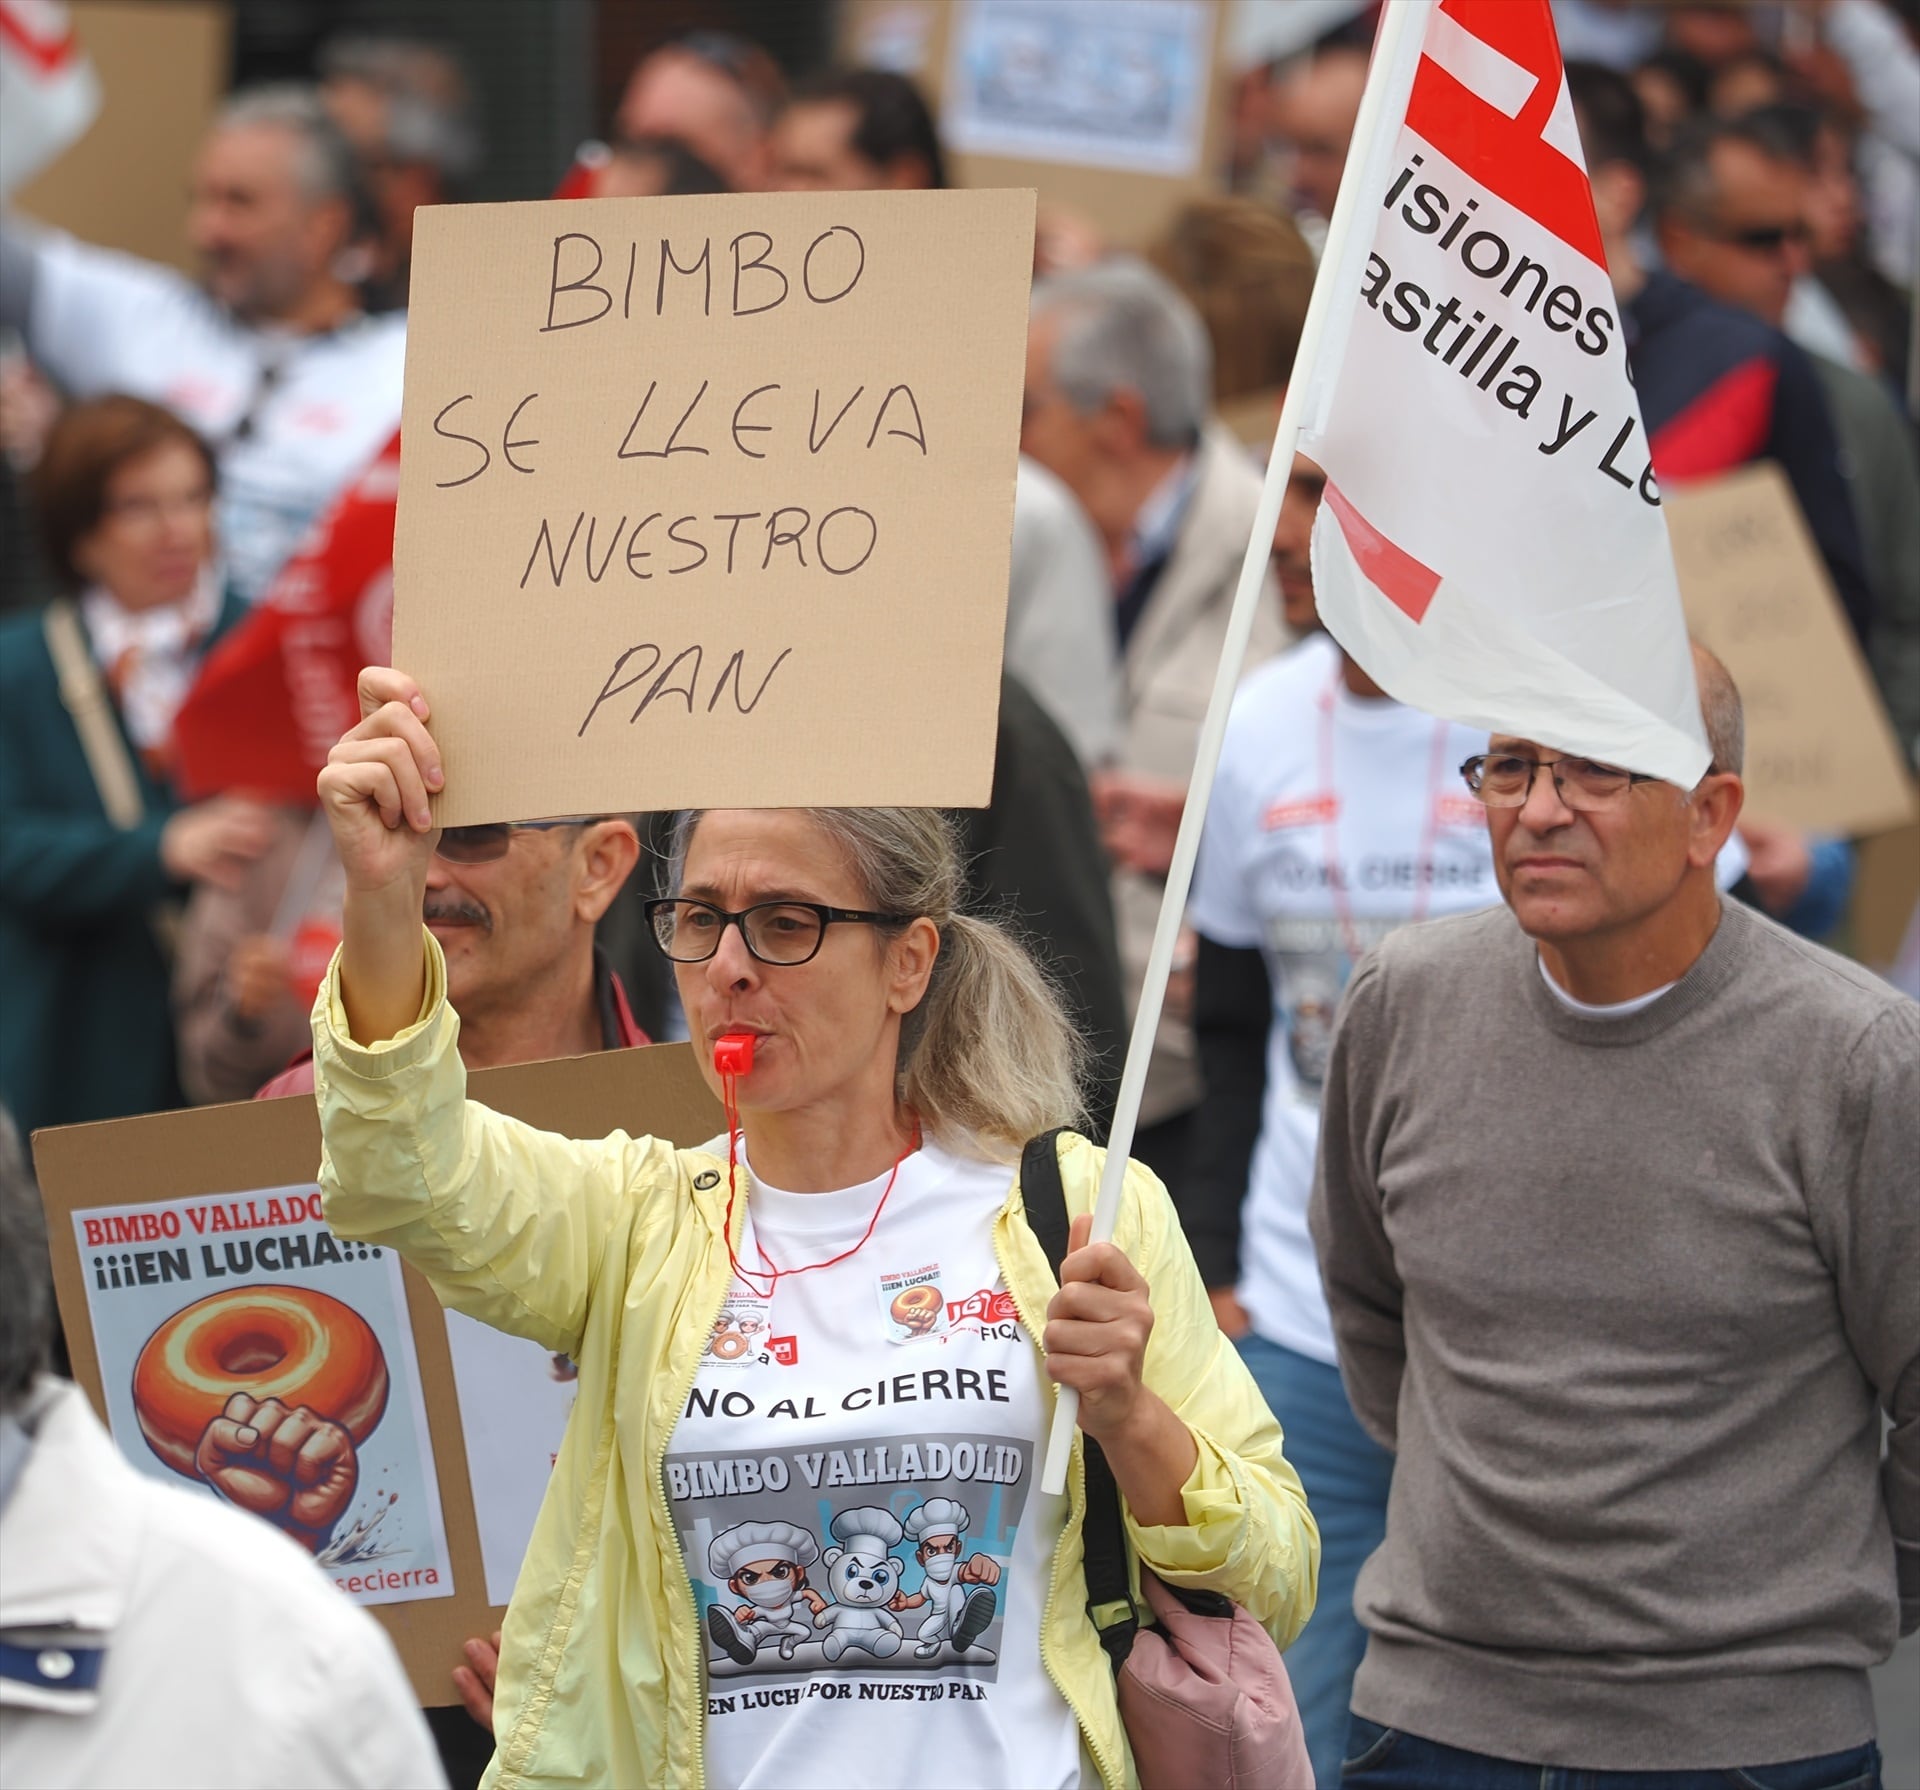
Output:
top-left (1189, 632), bottom-right (1499, 1365)
top-left (667, 1136), bottom-right (1083, 1790)
top-left (24, 231), bottom-right (406, 603)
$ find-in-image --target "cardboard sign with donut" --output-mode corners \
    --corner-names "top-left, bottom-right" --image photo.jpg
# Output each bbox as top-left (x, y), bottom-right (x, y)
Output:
top-left (33, 1040), bottom-right (724, 1702)
top-left (72, 1183), bottom-right (453, 1607)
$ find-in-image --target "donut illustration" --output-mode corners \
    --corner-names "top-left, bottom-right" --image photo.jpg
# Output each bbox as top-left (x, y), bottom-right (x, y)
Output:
top-left (710, 1327), bottom-right (751, 1360)
top-left (132, 1285), bottom-right (389, 1478)
top-left (889, 1284), bottom-right (943, 1336)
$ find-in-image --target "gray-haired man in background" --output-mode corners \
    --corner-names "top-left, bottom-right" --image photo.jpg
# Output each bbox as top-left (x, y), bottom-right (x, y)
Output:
top-left (1, 86), bottom-right (405, 600)
top-left (1020, 258), bottom-right (1288, 1182)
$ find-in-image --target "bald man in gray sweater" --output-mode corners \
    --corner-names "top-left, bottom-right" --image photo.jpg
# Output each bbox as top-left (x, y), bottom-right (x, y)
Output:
top-left (1312, 651), bottom-right (1918, 1786)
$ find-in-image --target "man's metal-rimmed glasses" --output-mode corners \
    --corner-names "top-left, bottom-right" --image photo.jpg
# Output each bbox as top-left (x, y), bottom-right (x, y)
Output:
top-left (1459, 752), bottom-right (1661, 812)
top-left (645, 897), bottom-right (914, 967)
top-left (435, 819), bottom-right (587, 865)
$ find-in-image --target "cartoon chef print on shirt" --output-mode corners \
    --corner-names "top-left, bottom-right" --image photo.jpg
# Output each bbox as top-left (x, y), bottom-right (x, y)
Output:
top-left (706, 1520), bottom-right (827, 1665)
top-left (891, 1497), bottom-right (1001, 1658)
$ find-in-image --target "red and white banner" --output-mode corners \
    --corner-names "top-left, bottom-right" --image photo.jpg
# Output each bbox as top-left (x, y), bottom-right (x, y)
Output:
top-left (1299, 0), bottom-right (1709, 786)
top-left (0, 1), bottom-right (98, 195)
top-left (173, 432), bottom-right (398, 804)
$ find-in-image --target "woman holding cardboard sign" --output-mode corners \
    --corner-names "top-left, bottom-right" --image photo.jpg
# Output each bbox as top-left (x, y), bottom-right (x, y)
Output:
top-left (313, 666), bottom-right (1316, 1790)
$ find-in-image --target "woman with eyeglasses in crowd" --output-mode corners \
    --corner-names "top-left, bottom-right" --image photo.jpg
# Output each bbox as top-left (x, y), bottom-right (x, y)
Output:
top-left (0, 395), bottom-right (272, 1135)
top-left (310, 665), bottom-right (1318, 1790)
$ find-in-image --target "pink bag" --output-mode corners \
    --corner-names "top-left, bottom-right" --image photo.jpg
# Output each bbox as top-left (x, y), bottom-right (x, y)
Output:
top-left (1019, 1132), bottom-right (1313, 1789)
top-left (1117, 1570), bottom-right (1314, 1789)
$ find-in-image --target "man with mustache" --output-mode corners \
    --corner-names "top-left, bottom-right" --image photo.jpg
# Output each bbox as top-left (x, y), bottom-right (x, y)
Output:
top-left (258, 817), bottom-right (646, 1092)
top-left (1312, 646), bottom-right (1918, 1785)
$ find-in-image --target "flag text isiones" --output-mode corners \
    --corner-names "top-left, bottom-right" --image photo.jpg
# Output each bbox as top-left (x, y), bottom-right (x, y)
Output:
top-left (1300, 0), bottom-right (1710, 786)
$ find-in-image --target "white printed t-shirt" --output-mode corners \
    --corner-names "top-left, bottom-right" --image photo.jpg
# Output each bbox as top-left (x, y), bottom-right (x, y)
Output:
top-left (24, 232), bottom-right (406, 602)
top-left (666, 1136), bottom-right (1082, 1790)
top-left (1188, 633), bottom-right (1499, 1364)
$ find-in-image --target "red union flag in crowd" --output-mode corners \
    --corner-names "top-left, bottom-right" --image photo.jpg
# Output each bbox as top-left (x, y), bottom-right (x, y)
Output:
top-left (1299, 0), bottom-right (1710, 785)
top-left (173, 431), bottom-right (398, 803)
top-left (0, 0), bottom-right (99, 195)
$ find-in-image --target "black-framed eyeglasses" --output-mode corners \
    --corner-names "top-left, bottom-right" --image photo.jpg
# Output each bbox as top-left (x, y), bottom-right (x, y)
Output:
top-left (1460, 752), bottom-right (1661, 811)
top-left (646, 897), bottom-right (915, 966)
top-left (435, 819), bottom-right (587, 865)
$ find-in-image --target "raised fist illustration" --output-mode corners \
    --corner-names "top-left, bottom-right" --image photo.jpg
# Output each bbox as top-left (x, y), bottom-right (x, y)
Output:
top-left (194, 1391), bottom-right (359, 1551)
top-left (958, 1553), bottom-right (1002, 1586)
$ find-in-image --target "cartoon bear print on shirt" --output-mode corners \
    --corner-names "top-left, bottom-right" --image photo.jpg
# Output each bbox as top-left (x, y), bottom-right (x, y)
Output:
top-left (815, 1505), bottom-right (909, 1661)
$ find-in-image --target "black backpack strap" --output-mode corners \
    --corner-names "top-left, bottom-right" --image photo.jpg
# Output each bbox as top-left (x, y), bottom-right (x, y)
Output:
top-left (1020, 1130), bottom-right (1139, 1677)
top-left (1019, 1128), bottom-right (1076, 1274)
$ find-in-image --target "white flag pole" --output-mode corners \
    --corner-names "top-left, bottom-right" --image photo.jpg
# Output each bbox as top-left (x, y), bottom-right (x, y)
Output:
top-left (1041, 0), bottom-right (1433, 1498)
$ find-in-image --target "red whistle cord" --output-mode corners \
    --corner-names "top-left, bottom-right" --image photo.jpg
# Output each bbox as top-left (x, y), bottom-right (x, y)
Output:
top-left (713, 1035), bottom-right (917, 1298)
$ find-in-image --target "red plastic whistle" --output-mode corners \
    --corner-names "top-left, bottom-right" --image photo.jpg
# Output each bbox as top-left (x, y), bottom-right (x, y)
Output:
top-left (713, 1033), bottom-right (757, 1077)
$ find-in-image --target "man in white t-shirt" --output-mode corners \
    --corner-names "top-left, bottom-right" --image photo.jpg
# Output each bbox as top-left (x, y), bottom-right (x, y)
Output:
top-left (0, 85), bottom-right (406, 602)
top-left (1182, 456), bottom-right (1500, 1788)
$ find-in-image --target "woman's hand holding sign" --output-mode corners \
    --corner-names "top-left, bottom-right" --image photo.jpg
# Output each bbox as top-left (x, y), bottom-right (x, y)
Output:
top-left (316, 668), bottom-right (445, 1045)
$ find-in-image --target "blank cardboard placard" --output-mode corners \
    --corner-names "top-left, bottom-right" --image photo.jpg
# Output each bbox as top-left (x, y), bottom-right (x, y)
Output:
top-left (1665, 463), bottom-right (1916, 838)
top-left (12, 3), bottom-right (229, 275)
top-left (33, 1042), bottom-right (722, 1705)
top-left (838, 0), bottom-right (1227, 250)
top-left (393, 189), bottom-right (1035, 827)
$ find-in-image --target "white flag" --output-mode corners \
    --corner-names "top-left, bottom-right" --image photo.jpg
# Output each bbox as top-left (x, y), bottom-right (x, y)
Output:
top-left (1298, 0), bottom-right (1709, 785)
top-left (0, 1), bottom-right (99, 199)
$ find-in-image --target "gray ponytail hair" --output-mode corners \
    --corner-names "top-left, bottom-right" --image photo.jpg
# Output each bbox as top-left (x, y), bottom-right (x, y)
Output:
top-left (669, 809), bottom-right (1086, 1154)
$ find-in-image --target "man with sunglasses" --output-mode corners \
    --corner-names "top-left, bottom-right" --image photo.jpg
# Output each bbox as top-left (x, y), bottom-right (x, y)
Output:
top-left (1565, 65), bottom-right (1874, 651)
top-left (1311, 645), bottom-right (1918, 1786)
top-left (1654, 105), bottom-right (1920, 766)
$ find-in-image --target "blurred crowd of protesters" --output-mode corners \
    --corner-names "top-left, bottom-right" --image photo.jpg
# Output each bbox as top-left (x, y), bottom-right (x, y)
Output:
top-left (0, 3), bottom-right (1915, 1785)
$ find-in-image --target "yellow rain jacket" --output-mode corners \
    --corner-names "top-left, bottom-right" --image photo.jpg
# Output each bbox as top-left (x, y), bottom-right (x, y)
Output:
top-left (314, 935), bottom-right (1318, 1790)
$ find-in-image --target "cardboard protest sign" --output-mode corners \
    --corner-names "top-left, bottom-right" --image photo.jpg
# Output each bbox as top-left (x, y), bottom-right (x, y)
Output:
top-left (72, 1184), bottom-right (455, 1608)
top-left (839, 0), bottom-right (1227, 251)
top-left (1664, 464), bottom-right (1916, 838)
top-left (1853, 815), bottom-right (1920, 971)
top-left (441, 1309), bottom-right (581, 1606)
top-left (394, 189), bottom-right (1035, 827)
top-left (36, 1041), bottom-right (722, 1702)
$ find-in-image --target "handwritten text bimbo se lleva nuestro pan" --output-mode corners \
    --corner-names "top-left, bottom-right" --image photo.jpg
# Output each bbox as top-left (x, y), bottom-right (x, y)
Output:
top-left (421, 223), bottom-right (931, 738)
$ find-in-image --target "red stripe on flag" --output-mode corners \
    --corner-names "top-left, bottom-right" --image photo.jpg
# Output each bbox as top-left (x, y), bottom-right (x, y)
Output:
top-left (1405, 0), bottom-right (1607, 269)
top-left (0, 3), bottom-right (81, 78)
top-left (1323, 482), bottom-right (1442, 622)
top-left (1647, 357), bottom-right (1776, 482)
